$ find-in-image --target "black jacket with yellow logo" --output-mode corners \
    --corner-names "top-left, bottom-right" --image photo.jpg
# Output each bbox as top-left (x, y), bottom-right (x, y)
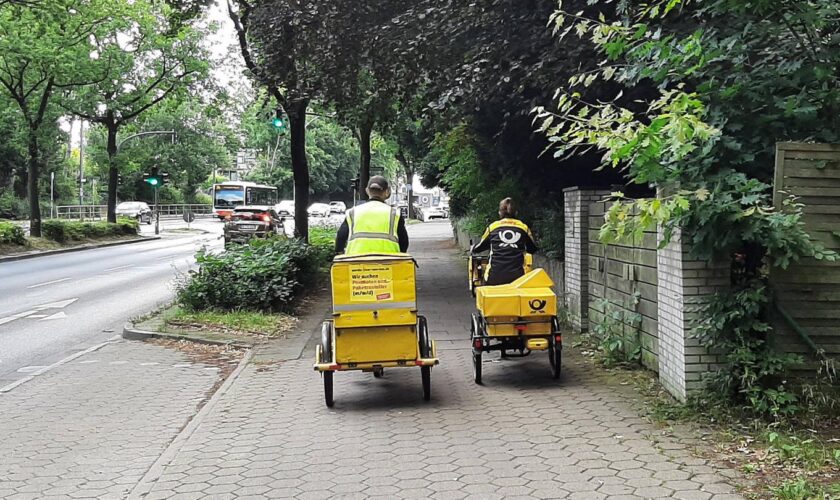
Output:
top-left (472, 218), bottom-right (537, 286)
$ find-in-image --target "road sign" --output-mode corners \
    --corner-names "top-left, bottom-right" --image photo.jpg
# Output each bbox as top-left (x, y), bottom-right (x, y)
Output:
top-left (183, 212), bottom-right (195, 223)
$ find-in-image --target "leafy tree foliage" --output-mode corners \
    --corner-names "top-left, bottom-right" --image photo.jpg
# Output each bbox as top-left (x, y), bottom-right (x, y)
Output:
top-left (63, 0), bottom-right (208, 223)
top-left (86, 98), bottom-right (236, 205)
top-left (240, 98), bottom-right (399, 201)
top-left (0, 0), bottom-right (123, 235)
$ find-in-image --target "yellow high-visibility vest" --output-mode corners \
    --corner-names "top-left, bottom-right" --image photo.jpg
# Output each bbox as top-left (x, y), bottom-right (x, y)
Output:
top-left (345, 201), bottom-right (401, 255)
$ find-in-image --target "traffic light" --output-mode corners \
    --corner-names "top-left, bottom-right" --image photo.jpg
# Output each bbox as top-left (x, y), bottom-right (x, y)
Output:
top-left (143, 167), bottom-right (161, 187)
top-left (271, 110), bottom-right (287, 133)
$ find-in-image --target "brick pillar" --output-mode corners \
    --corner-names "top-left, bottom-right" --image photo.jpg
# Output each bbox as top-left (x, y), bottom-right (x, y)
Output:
top-left (656, 228), bottom-right (729, 401)
top-left (563, 187), bottom-right (610, 332)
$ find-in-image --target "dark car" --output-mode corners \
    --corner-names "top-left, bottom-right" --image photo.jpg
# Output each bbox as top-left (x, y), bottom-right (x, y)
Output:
top-left (224, 206), bottom-right (286, 247)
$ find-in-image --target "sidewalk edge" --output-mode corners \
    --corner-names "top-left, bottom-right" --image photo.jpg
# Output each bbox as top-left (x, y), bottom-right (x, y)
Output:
top-left (122, 322), bottom-right (252, 349)
top-left (128, 349), bottom-right (253, 499)
top-left (0, 236), bottom-right (161, 263)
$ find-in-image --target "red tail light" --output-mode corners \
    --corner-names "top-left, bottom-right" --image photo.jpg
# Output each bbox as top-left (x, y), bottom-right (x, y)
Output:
top-left (515, 325), bottom-right (527, 332)
top-left (260, 214), bottom-right (271, 222)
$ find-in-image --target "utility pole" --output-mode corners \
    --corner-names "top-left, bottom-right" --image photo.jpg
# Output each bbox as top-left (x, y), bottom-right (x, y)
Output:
top-left (50, 172), bottom-right (55, 218)
top-left (154, 180), bottom-right (160, 235)
top-left (78, 120), bottom-right (85, 217)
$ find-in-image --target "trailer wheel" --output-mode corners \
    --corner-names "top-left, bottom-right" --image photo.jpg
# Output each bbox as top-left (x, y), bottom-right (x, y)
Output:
top-left (320, 322), bottom-right (333, 363)
top-left (472, 351), bottom-right (482, 384)
top-left (421, 366), bottom-right (431, 401)
top-left (323, 371), bottom-right (334, 407)
top-left (549, 339), bottom-right (562, 379)
top-left (418, 316), bottom-right (431, 358)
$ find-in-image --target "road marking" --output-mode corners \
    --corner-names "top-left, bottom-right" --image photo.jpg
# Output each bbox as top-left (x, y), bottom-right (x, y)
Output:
top-left (27, 278), bottom-right (71, 289)
top-left (104, 265), bottom-right (134, 272)
top-left (0, 310), bottom-right (37, 326)
top-left (17, 366), bottom-right (46, 373)
top-left (40, 311), bottom-right (67, 321)
top-left (0, 335), bottom-right (120, 394)
top-left (0, 299), bottom-right (77, 327)
top-left (35, 298), bottom-right (78, 310)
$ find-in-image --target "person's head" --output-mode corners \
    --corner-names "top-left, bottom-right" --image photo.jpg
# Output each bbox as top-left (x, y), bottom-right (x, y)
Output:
top-left (366, 175), bottom-right (391, 201)
top-left (499, 197), bottom-right (517, 219)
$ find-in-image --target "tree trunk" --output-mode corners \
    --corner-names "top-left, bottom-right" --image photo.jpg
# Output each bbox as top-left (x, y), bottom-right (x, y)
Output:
top-left (27, 128), bottom-right (42, 237)
top-left (358, 120), bottom-right (373, 201)
top-left (106, 120), bottom-right (119, 223)
top-left (287, 99), bottom-right (309, 242)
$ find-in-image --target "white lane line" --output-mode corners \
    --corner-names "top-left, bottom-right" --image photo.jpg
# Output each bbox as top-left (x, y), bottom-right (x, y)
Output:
top-left (104, 265), bottom-right (134, 272)
top-left (0, 310), bottom-right (37, 326)
top-left (0, 335), bottom-right (120, 394)
top-left (27, 278), bottom-right (71, 289)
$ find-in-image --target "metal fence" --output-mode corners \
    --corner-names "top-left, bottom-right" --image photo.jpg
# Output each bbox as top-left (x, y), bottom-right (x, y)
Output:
top-left (56, 204), bottom-right (214, 220)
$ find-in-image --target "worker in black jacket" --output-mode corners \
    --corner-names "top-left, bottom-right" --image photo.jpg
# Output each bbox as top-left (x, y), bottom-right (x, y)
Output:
top-left (471, 197), bottom-right (537, 286)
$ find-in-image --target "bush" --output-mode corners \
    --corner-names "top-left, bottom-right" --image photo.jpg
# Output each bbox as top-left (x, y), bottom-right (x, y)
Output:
top-left (177, 235), bottom-right (329, 313)
top-left (0, 192), bottom-right (28, 219)
top-left (41, 218), bottom-right (139, 243)
top-left (0, 220), bottom-right (25, 245)
top-left (308, 226), bottom-right (337, 265)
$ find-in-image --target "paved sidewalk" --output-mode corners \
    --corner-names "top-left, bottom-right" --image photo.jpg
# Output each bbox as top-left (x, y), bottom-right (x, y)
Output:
top-left (0, 341), bottom-right (231, 500)
top-left (136, 222), bottom-right (744, 500)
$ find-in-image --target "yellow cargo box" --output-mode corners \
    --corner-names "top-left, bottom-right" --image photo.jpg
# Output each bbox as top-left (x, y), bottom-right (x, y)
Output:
top-left (335, 326), bottom-right (418, 364)
top-left (331, 254), bottom-right (417, 329)
top-left (476, 269), bottom-right (557, 319)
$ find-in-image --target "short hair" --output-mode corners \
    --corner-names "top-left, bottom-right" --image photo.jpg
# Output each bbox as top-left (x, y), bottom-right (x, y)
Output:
top-left (499, 197), bottom-right (516, 218)
top-left (367, 175), bottom-right (390, 194)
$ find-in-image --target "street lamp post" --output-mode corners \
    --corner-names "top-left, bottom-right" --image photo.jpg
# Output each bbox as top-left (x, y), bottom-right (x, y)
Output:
top-left (117, 130), bottom-right (176, 152)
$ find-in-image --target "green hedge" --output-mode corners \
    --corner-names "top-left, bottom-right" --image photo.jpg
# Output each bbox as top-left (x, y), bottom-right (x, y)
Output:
top-left (41, 218), bottom-right (139, 243)
top-left (177, 229), bottom-right (336, 313)
top-left (0, 220), bottom-right (26, 245)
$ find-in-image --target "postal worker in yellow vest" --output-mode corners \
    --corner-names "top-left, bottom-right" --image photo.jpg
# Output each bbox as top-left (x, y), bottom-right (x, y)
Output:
top-left (335, 176), bottom-right (409, 255)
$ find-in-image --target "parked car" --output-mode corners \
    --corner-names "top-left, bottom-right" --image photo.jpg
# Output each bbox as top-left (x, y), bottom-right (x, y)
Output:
top-left (329, 201), bottom-right (347, 214)
top-left (115, 201), bottom-right (152, 224)
top-left (224, 206), bottom-right (285, 247)
top-left (422, 205), bottom-right (448, 222)
top-left (307, 203), bottom-right (331, 218)
top-left (275, 200), bottom-right (295, 217)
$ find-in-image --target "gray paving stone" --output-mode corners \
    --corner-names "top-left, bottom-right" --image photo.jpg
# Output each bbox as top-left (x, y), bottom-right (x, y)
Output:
top-left (0, 223), bottom-right (745, 499)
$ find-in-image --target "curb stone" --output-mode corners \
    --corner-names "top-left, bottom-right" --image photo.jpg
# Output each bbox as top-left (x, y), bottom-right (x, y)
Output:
top-left (122, 321), bottom-right (253, 349)
top-left (0, 236), bottom-right (161, 263)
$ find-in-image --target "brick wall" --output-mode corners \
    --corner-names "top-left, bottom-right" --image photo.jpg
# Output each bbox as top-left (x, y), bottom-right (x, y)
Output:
top-left (564, 188), bottom-right (611, 332)
top-left (588, 201), bottom-right (660, 371)
top-left (656, 228), bottom-right (729, 401)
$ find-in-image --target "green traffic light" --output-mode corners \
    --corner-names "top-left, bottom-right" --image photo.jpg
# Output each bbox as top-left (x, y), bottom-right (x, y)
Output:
top-left (148, 178), bottom-right (159, 186)
top-left (272, 117), bottom-right (285, 130)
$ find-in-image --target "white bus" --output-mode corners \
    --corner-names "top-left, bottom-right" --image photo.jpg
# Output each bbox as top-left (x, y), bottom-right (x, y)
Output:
top-left (212, 182), bottom-right (278, 219)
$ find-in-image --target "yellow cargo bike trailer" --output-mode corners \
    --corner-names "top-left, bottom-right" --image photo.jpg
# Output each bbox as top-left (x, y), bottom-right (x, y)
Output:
top-left (314, 254), bottom-right (439, 407)
top-left (468, 254), bottom-right (562, 384)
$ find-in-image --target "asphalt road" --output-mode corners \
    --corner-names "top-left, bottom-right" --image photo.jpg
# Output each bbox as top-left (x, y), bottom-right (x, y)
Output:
top-left (0, 227), bottom-right (222, 386)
